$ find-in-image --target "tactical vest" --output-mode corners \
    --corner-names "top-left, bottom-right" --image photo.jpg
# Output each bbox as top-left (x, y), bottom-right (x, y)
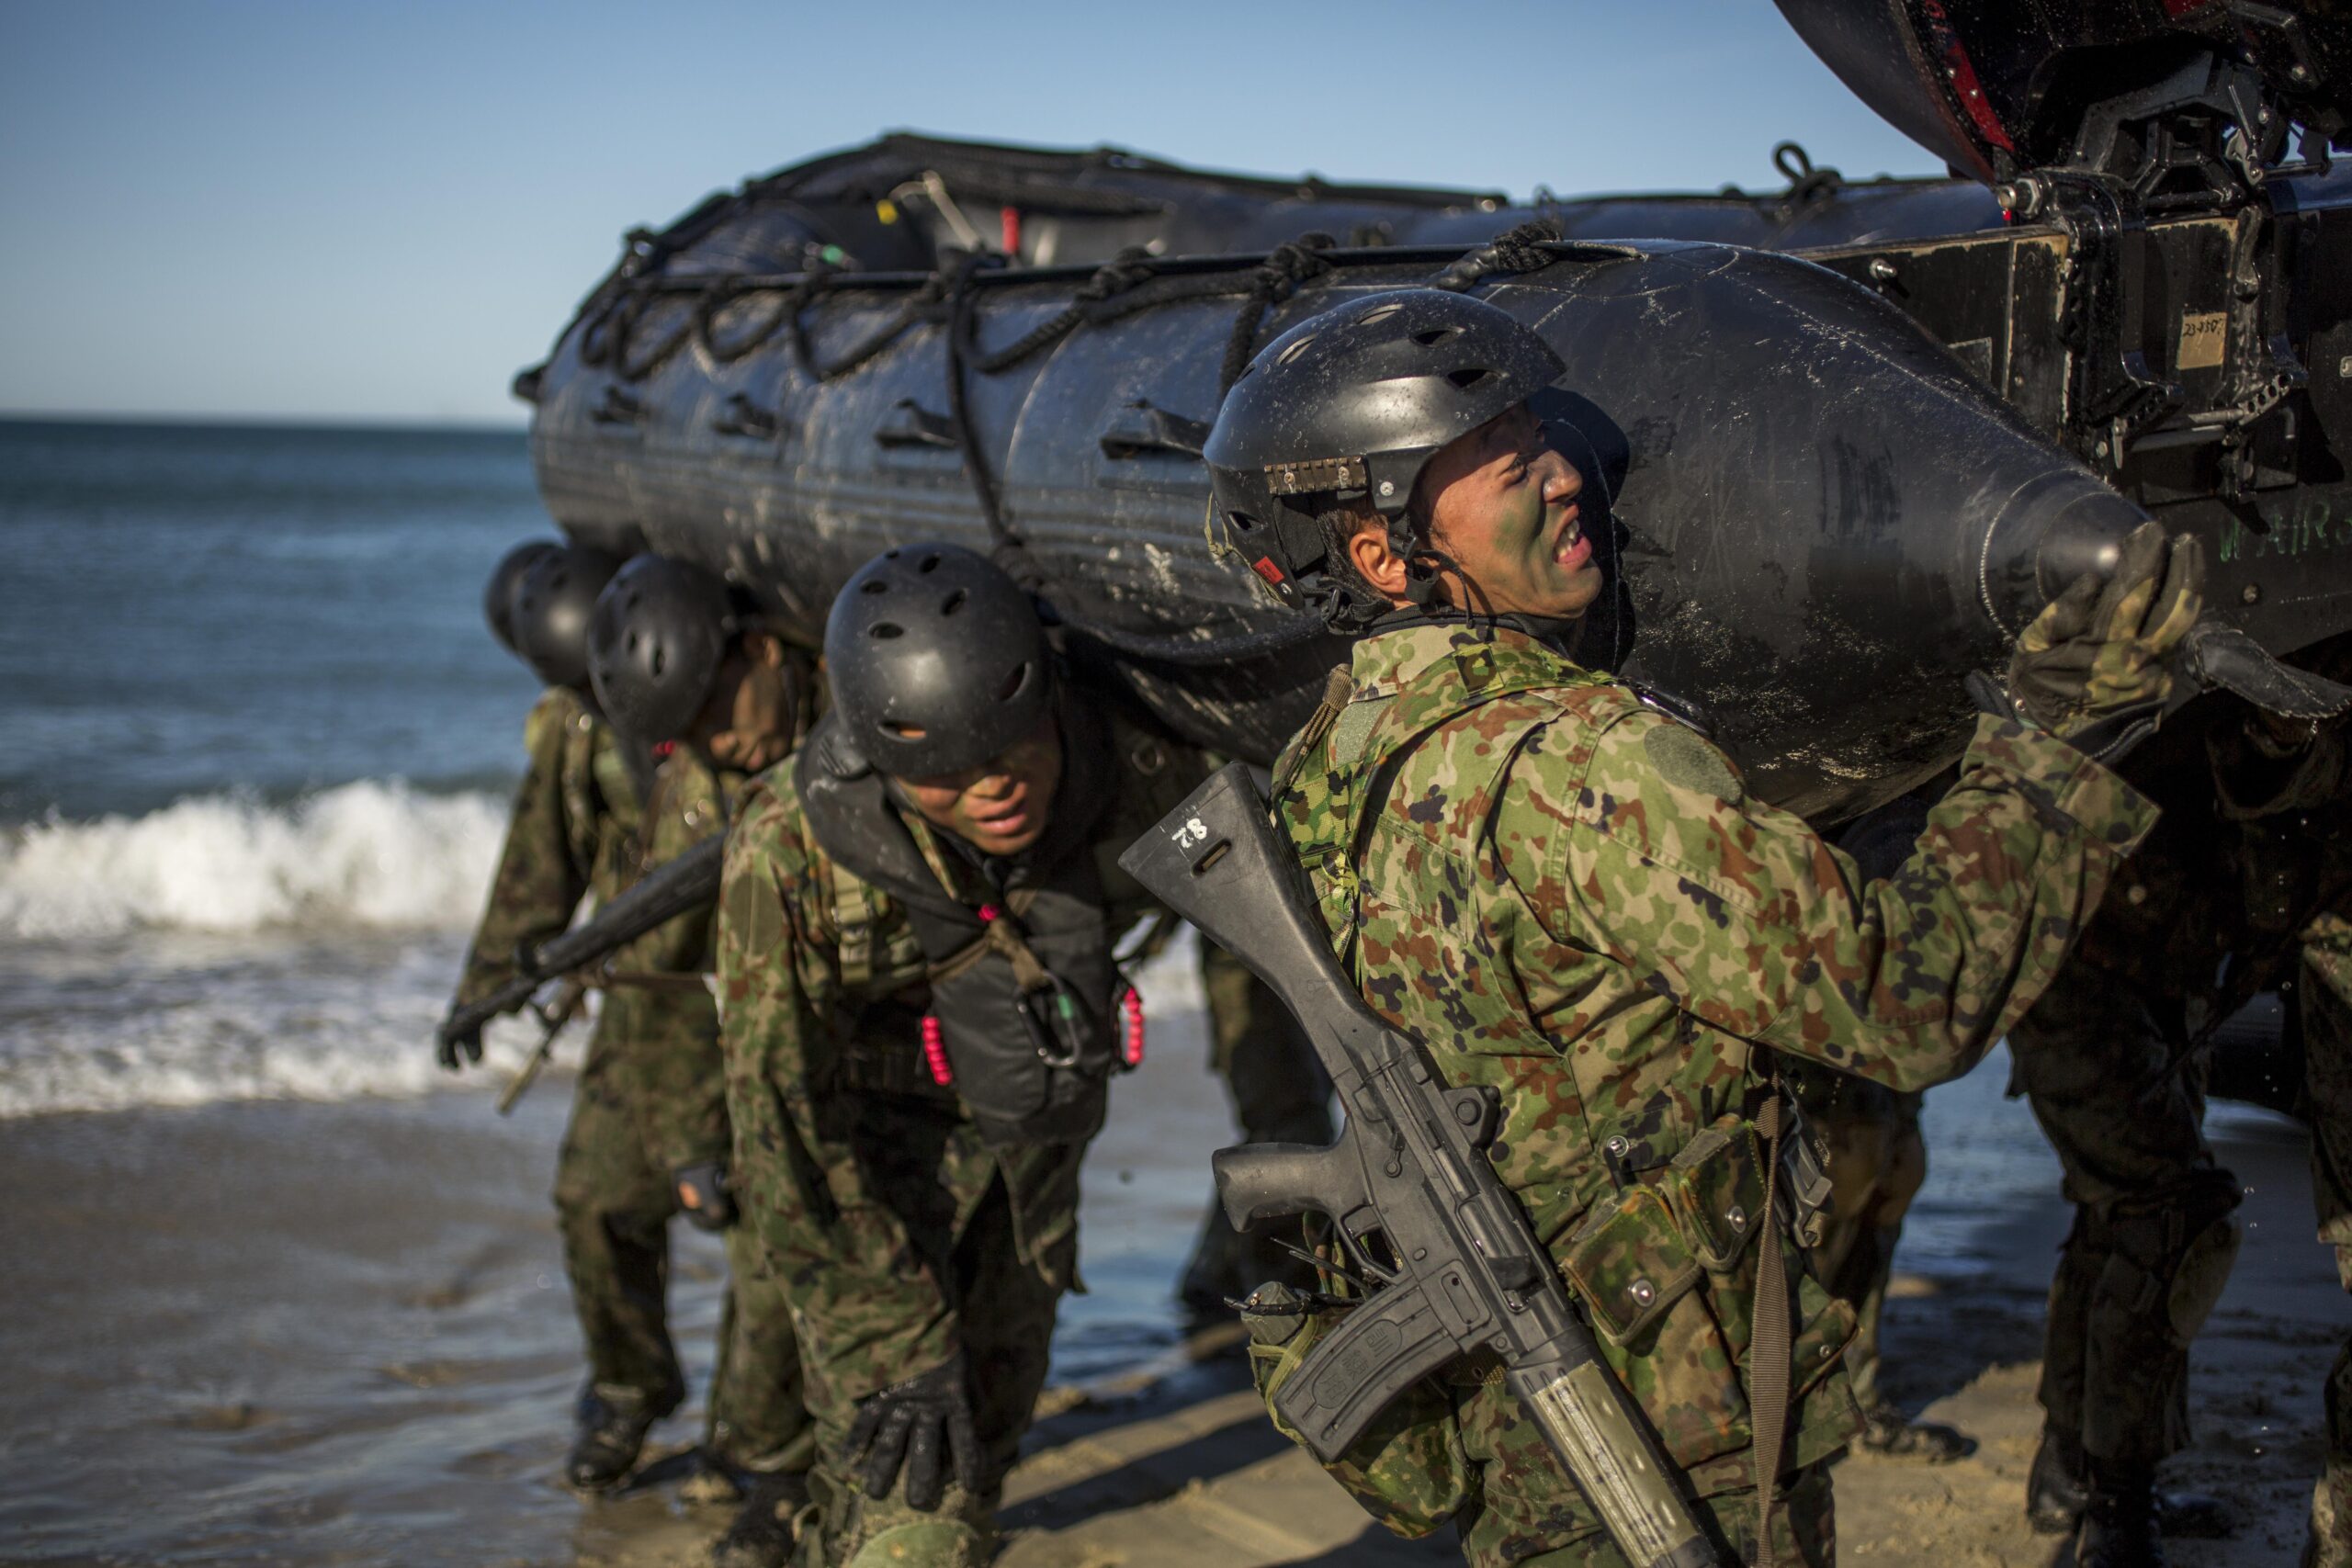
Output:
top-left (796, 689), bottom-right (1125, 1148)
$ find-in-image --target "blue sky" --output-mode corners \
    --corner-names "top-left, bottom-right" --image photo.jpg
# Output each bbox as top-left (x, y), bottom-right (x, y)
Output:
top-left (0, 2), bottom-right (1940, 425)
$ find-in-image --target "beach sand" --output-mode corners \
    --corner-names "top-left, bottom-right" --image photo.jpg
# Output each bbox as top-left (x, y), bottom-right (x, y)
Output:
top-left (1, 1029), bottom-right (2342, 1566)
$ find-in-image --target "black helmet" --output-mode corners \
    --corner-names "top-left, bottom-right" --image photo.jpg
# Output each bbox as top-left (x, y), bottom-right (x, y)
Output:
top-left (1204, 288), bottom-right (1564, 620)
top-left (586, 556), bottom-right (737, 747)
top-left (824, 544), bottom-right (1053, 780)
top-left (484, 539), bottom-right (559, 654)
top-left (511, 543), bottom-right (624, 691)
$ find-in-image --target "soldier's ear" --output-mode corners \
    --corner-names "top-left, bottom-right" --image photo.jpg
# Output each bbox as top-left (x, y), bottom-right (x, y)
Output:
top-left (1346, 515), bottom-right (1411, 604)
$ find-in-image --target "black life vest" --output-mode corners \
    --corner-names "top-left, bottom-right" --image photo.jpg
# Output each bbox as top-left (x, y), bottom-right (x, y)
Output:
top-left (794, 690), bottom-right (1124, 1147)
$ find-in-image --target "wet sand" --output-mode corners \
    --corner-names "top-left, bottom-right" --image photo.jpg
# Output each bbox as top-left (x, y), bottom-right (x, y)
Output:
top-left (1, 1027), bottom-right (2344, 1565)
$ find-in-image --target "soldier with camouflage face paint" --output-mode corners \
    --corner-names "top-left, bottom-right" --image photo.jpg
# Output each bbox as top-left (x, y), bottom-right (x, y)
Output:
top-left (1199, 288), bottom-right (2202, 1565)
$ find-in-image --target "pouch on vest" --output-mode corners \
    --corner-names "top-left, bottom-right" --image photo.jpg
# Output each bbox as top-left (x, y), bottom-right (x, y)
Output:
top-left (922, 890), bottom-right (1124, 1146)
top-left (1664, 1111), bottom-right (1856, 1415)
top-left (1557, 1126), bottom-right (1853, 1472)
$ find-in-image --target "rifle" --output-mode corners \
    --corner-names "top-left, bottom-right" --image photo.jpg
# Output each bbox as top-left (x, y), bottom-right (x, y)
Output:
top-left (494, 976), bottom-right (591, 1115)
top-left (1119, 764), bottom-right (1724, 1568)
top-left (438, 834), bottom-right (727, 1067)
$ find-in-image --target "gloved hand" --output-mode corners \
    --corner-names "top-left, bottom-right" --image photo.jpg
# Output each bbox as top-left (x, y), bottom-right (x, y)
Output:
top-left (673, 1162), bottom-right (736, 1232)
top-left (840, 1357), bottom-right (983, 1511)
top-left (2005, 520), bottom-right (2205, 759)
top-left (435, 1008), bottom-right (483, 1072)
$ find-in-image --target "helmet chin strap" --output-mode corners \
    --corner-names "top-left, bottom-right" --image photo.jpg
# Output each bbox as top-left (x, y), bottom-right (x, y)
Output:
top-left (1390, 539), bottom-right (1585, 654)
top-left (1387, 510), bottom-right (1457, 615)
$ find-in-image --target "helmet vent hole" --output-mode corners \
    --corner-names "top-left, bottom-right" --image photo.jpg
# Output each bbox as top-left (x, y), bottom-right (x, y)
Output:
top-left (627, 632), bottom-right (639, 653)
top-left (650, 648), bottom-right (665, 677)
top-left (1446, 367), bottom-right (1492, 389)
top-left (1275, 334), bottom-right (1317, 367)
top-left (860, 580), bottom-right (888, 595)
top-left (1412, 326), bottom-right (1462, 346)
top-left (941, 588), bottom-right (967, 616)
top-left (871, 622), bottom-right (905, 639)
top-left (918, 553), bottom-right (942, 573)
top-left (1228, 510), bottom-right (1259, 534)
top-left (1361, 302), bottom-right (1403, 324)
top-left (883, 720), bottom-right (922, 739)
top-left (998, 664), bottom-right (1029, 703)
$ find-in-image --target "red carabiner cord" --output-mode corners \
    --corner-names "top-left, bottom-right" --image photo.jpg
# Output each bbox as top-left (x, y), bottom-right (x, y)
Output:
top-left (920, 1013), bottom-right (954, 1086)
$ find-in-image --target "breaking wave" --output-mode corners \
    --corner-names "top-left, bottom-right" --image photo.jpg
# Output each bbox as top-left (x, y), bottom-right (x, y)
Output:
top-left (0, 781), bottom-right (507, 939)
top-left (0, 938), bottom-right (572, 1118)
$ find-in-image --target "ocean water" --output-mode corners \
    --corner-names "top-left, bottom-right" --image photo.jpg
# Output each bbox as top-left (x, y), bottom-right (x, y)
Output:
top-left (0, 419), bottom-right (542, 1114)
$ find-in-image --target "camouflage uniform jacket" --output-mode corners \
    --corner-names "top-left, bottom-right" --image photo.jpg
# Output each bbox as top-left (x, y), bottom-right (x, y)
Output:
top-left (1271, 622), bottom-right (2158, 1505)
top-left (716, 710), bottom-right (1202, 1407)
top-left (601, 750), bottom-right (743, 1174)
top-left (455, 686), bottom-right (640, 1008)
top-left (454, 689), bottom-right (734, 1172)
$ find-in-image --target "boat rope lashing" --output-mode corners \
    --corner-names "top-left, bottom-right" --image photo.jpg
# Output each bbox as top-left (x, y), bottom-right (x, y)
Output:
top-left (800, 266), bottom-right (953, 382)
top-left (697, 263), bottom-right (841, 365)
top-left (1430, 217), bottom-right (1565, 291)
top-left (960, 244), bottom-right (1159, 374)
top-left (1218, 232), bottom-right (1337, 397)
top-left (941, 250), bottom-right (1019, 558)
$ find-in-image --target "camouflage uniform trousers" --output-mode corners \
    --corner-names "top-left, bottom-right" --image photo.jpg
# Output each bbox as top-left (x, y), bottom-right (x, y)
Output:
top-left (2299, 913), bottom-right (2352, 1566)
top-left (793, 1101), bottom-right (1079, 1568)
top-left (556, 999), bottom-right (810, 1468)
top-left (1786, 1064), bottom-right (1927, 1417)
top-left (1182, 939), bottom-right (1335, 1307)
top-left (2007, 955), bottom-right (2243, 1475)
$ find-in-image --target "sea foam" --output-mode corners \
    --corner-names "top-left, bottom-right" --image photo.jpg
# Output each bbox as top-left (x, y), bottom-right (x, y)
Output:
top-left (0, 781), bottom-right (507, 939)
top-left (0, 784), bottom-right (1219, 1119)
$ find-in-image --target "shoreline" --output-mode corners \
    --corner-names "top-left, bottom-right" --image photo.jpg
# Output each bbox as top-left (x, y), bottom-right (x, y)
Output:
top-left (0, 1066), bottom-right (2340, 1563)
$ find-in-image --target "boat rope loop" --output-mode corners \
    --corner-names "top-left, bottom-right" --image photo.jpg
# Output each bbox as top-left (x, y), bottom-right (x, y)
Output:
top-left (1431, 217), bottom-right (1566, 291)
top-left (961, 244), bottom-right (1160, 374)
top-left (697, 264), bottom-right (839, 365)
top-left (1218, 233), bottom-right (1337, 396)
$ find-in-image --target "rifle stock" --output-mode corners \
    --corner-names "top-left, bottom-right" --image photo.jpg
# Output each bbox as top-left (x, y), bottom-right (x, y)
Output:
top-left (1114, 766), bottom-right (1393, 1088)
top-left (1118, 763), bottom-right (1725, 1568)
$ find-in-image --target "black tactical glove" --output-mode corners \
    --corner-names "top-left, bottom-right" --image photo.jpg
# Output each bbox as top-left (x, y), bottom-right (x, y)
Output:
top-left (435, 1007), bottom-right (483, 1072)
top-left (2000, 519), bottom-right (2205, 760)
top-left (673, 1162), bottom-right (736, 1232)
top-left (840, 1357), bottom-right (983, 1511)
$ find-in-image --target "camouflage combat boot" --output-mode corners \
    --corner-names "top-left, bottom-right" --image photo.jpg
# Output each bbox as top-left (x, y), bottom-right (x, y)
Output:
top-left (567, 1384), bottom-right (673, 1492)
top-left (710, 1471), bottom-right (810, 1568)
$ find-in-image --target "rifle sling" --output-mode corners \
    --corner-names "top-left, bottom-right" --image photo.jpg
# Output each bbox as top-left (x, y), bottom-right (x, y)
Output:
top-left (828, 852), bottom-right (878, 994)
top-left (1749, 1077), bottom-right (1793, 1568)
top-left (594, 965), bottom-right (714, 995)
